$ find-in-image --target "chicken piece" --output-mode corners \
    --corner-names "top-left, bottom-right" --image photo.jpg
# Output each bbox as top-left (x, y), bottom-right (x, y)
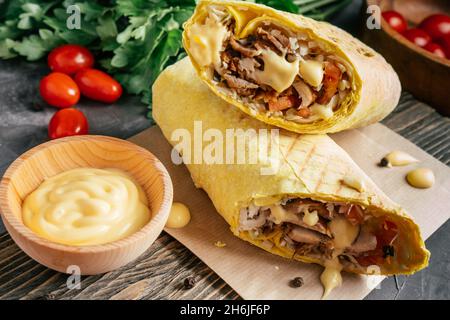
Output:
top-left (237, 57), bottom-right (260, 76)
top-left (256, 27), bottom-right (285, 53)
top-left (292, 78), bottom-right (316, 108)
top-left (269, 29), bottom-right (290, 47)
top-left (268, 95), bottom-right (297, 111)
top-left (345, 230), bottom-right (377, 254)
top-left (287, 215), bottom-right (331, 236)
top-left (283, 199), bottom-right (332, 220)
top-left (223, 73), bottom-right (258, 90)
top-left (288, 226), bottom-right (328, 244)
top-left (229, 37), bottom-right (261, 57)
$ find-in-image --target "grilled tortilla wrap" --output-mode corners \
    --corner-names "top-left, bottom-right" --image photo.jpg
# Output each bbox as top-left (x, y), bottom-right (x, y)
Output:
top-left (153, 58), bottom-right (428, 278)
top-left (182, 0), bottom-right (401, 134)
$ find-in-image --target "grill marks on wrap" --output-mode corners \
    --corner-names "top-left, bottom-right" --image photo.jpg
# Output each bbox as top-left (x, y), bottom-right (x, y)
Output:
top-left (281, 136), bottom-right (359, 198)
top-left (313, 155), bottom-right (330, 193)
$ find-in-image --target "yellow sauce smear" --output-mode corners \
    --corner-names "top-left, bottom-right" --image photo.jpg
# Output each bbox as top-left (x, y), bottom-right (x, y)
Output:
top-left (22, 168), bottom-right (151, 246)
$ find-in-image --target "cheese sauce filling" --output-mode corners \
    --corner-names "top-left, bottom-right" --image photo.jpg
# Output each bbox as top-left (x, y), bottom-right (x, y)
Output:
top-left (253, 49), bottom-right (300, 93)
top-left (22, 168), bottom-right (151, 246)
top-left (187, 16), bottom-right (229, 70)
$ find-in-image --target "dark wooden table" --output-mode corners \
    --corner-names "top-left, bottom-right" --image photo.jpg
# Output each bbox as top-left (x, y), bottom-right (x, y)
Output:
top-left (1, 1), bottom-right (449, 300)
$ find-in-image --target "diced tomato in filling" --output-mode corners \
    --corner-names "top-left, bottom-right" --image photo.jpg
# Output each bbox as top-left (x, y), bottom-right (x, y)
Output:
top-left (376, 220), bottom-right (398, 249)
top-left (268, 95), bottom-right (298, 111)
top-left (344, 205), bottom-right (364, 225)
top-left (355, 253), bottom-right (384, 267)
top-left (297, 108), bottom-right (311, 118)
top-left (355, 220), bottom-right (398, 267)
top-left (317, 62), bottom-right (342, 105)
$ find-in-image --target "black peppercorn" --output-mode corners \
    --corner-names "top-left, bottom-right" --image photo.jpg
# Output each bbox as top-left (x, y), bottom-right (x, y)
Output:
top-left (183, 276), bottom-right (197, 289)
top-left (383, 245), bottom-right (395, 258)
top-left (289, 277), bottom-right (304, 288)
top-left (379, 157), bottom-right (389, 167)
top-left (43, 293), bottom-right (56, 300)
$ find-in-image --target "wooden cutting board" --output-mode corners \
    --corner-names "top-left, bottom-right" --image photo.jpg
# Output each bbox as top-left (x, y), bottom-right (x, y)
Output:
top-left (129, 123), bottom-right (450, 300)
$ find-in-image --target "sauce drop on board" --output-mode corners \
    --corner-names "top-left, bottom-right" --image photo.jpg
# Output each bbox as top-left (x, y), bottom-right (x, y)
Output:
top-left (166, 202), bottom-right (191, 228)
top-left (406, 168), bottom-right (435, 189)
top-left (382, 150), bottom-right (419, 167)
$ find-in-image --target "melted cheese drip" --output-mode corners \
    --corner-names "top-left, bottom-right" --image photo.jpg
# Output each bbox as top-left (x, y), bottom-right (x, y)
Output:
top-left (187, 17), bottom-right (228, 69)
top-left (22, 168), bottom-right (151, 246)
top-left (320, 215), bottom-right (360, 298)
top-left (166, 202), bottom-right (191, 228)
top-left (253, 49), bottom-right (299, 93)
top-left (329, 215), bottom-right (360, 249)
top-left (320, 257), bottom-right (343, 299)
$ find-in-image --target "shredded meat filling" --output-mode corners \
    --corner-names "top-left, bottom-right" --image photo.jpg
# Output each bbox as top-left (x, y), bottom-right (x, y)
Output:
top-left (229, 37), bottom-right (261, 57)
top-left (209, 16), bottom-right (351, 122)
top-left (239, 197), bottom-right (398, 271)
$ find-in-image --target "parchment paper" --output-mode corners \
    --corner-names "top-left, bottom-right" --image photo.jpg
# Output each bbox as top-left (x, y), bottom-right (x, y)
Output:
top-left (129, 123), bottom-right (450, 300)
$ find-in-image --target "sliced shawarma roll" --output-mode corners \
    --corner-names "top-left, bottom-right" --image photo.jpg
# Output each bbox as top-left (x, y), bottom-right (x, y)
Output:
top-left (153, 58), bottom-right (429, 280)
top-left (182, 0), bottom-right (401, 134)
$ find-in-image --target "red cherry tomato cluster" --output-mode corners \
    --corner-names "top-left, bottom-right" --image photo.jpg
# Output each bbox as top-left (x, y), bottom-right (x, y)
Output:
top-left (382, 11), bottom-right (450, 59)
top-left (39, 44), bottom-right (123, 139)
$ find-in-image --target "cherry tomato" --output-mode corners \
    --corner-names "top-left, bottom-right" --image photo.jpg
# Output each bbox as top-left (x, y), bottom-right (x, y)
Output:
top-left (48, 108), bottom-right (88, 139)
top-left (423, 42), bottom-right (446, 58)
top-left (418, 14), bottom-right (450, 41)
top-left (402, 28), bottom-right (431, 47)
top-left (48, 44), bottom-right (94, 75)
top-left (382, 10), bottom-right (408, 33)
top-left (40, 72), bottom-right (80, 108)
top-left (74, 69), bottom-right (123, 104)
top-left (436, 34), bottom-right (450, 58)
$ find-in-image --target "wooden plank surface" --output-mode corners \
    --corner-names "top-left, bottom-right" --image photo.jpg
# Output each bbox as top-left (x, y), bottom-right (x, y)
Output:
top-left (0, 92), bottom-right (449, 300)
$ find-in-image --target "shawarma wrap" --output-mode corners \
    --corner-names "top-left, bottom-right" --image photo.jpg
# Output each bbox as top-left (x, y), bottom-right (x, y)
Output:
top-left (153, 58), bottom-right (428, 296)
top-left (182, 0), bottom-right (401, 134)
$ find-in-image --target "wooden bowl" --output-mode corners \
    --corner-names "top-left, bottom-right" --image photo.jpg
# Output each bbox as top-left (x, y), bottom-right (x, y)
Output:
top-left (0, 135), bottom-right (173, 275)
top-left (363, 0), bottom-right (450, 116)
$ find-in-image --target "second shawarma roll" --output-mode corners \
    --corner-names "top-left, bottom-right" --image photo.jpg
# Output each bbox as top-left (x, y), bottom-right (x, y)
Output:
top-left (182, 0), bottom-right (401, 134)
top-left (152, 58), bottom-right (428, 297)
